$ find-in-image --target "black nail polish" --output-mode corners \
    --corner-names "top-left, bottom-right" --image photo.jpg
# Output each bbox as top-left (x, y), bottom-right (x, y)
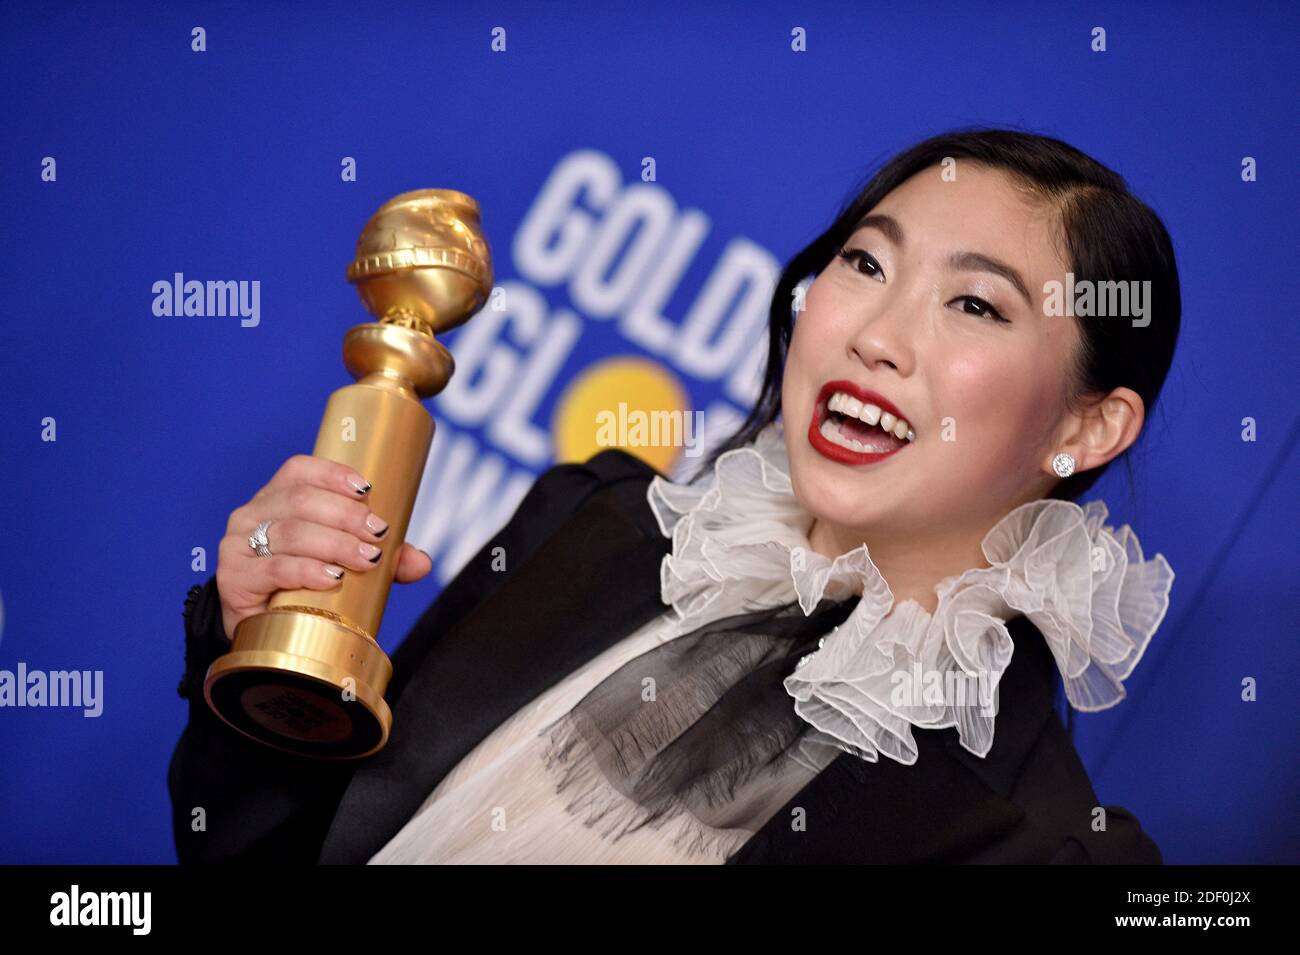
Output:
top-left (330, 569), bottom-right (345, 580)
top-left (355, 482), bottom-right (371, 496)
top-left (368, 551), bottom-right (382, 564)
top-left (374, 524), bottom-right (388, 539)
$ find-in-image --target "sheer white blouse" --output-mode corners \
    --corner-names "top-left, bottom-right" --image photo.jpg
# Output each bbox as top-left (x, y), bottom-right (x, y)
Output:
top-left (366, 608), bottom-right (753, 863)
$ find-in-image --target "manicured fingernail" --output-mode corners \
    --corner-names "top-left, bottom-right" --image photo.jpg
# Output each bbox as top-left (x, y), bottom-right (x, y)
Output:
top-left (324, 565), bottom-right (345, 580)
top-left (348, 474), bottom-right (371, 495)
top-left (359, 542), bottom-right (382, 563)
top-left (365, 513), bottom-right (389, 537)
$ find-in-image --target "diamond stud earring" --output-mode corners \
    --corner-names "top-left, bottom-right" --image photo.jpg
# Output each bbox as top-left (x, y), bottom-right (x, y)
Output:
top-left (1051, 452), bottom-right (1076, 478)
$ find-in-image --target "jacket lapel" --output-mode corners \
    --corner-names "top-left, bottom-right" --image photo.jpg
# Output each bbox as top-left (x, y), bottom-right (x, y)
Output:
top-left (317, 477), bottom-right (672, 864)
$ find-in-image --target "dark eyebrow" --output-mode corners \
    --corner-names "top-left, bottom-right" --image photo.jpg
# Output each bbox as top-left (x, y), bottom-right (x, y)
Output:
top-left (852, 213), bottom-right (1034, 309)
top-left (855, 213), bottom-right (904, 246)
top-left (947, 251), bottom-right (1033, 309)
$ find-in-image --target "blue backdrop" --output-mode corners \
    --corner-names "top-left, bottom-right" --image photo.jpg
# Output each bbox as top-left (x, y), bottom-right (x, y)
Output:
top-left (1, 0), bottom-right (1296, 864)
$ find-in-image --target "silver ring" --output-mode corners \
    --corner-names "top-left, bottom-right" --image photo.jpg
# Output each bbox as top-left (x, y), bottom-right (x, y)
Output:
top-left (247, 519), bottom-right (275, 558)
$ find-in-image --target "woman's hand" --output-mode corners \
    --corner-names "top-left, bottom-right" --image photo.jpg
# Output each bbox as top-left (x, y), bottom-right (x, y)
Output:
top-left (214, 454), bottom-right (434, 641)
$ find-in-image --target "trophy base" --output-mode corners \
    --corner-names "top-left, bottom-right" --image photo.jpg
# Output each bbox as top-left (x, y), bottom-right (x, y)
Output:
top-left (203, 608), bottom-right (394, 759)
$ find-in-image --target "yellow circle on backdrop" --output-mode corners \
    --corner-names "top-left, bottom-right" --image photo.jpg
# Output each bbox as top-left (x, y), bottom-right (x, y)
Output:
top-left (551, 356), bottom-right (691, 474)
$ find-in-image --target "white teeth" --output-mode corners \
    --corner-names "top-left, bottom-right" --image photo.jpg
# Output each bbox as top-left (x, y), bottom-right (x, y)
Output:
top-left (825, 391), bottom-right (915, 442)
top-left (820, 418), bottom-right (873, 453)
top-left (818, 417), bottom-right (903, 454)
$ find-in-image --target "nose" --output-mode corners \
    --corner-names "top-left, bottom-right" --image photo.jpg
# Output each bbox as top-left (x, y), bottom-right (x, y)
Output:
top-left (846, 292), bottom-right (917, 377)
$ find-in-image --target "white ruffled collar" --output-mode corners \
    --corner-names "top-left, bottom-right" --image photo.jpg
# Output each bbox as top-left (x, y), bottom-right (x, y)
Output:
top-left (646, 419), bottom-right (1175, 766)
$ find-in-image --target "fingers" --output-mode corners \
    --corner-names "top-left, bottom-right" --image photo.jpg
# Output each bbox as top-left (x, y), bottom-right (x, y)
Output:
top-left (232, 483), bottom-right (388, 546)
top-left (245, 517), bottom-right (386, 577)
top-left (219, 543), bottom-right (352, 596)
top-left (393, 543), bottom-right (433, 584)
top-left (219, 537), bottom-right (431, 604)
top-left (247, 454), bottom-right (371, 508)
top-left (222, 473), bottom-right (395, 599)
top-left (224, 485), bottom-right (432, 583)
top-left (217, 455), bottom-right (437, 635)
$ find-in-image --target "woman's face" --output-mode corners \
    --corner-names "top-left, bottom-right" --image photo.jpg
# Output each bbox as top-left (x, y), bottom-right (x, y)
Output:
top-left (782, 162), bottom-right (1080, 545)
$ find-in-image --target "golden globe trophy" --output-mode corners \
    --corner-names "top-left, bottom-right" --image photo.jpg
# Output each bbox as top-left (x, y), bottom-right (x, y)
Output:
top-left (203, 189), bottom-right (492, 759)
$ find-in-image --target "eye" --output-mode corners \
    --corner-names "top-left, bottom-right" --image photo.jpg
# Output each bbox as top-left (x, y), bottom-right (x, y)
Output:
top-left (836, 246), bottom-right (1011, 325)
top-left (836, 246), bottom-right (885, 282)
top-left (951, 295), bottom-right (1010, 324)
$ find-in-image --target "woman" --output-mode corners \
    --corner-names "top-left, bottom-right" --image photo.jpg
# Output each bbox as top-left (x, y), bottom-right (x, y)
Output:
top-left (169, 127), bottom-right (1178, 864)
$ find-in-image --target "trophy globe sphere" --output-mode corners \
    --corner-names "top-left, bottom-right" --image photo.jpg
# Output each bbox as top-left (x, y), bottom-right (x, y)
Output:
top-left (346, 188), bottom-right (493, 336)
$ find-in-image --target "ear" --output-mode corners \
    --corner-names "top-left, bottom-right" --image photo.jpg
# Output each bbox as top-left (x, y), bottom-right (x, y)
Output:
top-left (1045, 387), bottom-right (1145, 477)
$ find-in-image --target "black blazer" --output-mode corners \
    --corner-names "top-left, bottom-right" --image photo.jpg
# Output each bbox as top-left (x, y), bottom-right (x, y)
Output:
top-left (169, 448), bottom-right (1163, 864)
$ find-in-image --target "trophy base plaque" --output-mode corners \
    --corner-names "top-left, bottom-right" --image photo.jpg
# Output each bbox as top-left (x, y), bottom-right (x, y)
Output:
top-left (204, 608), bottom-right (394, 759)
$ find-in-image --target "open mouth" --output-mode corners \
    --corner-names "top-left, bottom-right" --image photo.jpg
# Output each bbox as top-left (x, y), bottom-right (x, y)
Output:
top-left (807, 381), bottom-right (916, 464)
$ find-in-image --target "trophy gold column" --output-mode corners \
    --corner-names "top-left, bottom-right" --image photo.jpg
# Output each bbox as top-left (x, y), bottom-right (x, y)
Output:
top-left (203, 189), bottom-right (492, 759)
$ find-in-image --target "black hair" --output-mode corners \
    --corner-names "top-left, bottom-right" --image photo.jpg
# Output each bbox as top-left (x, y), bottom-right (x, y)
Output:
top-left (690, 126), bottom-right (1182, 508)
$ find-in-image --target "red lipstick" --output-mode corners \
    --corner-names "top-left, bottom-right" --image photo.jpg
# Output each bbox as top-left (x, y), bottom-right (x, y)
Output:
top-left (807, 379), bottom-right (913, 466)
